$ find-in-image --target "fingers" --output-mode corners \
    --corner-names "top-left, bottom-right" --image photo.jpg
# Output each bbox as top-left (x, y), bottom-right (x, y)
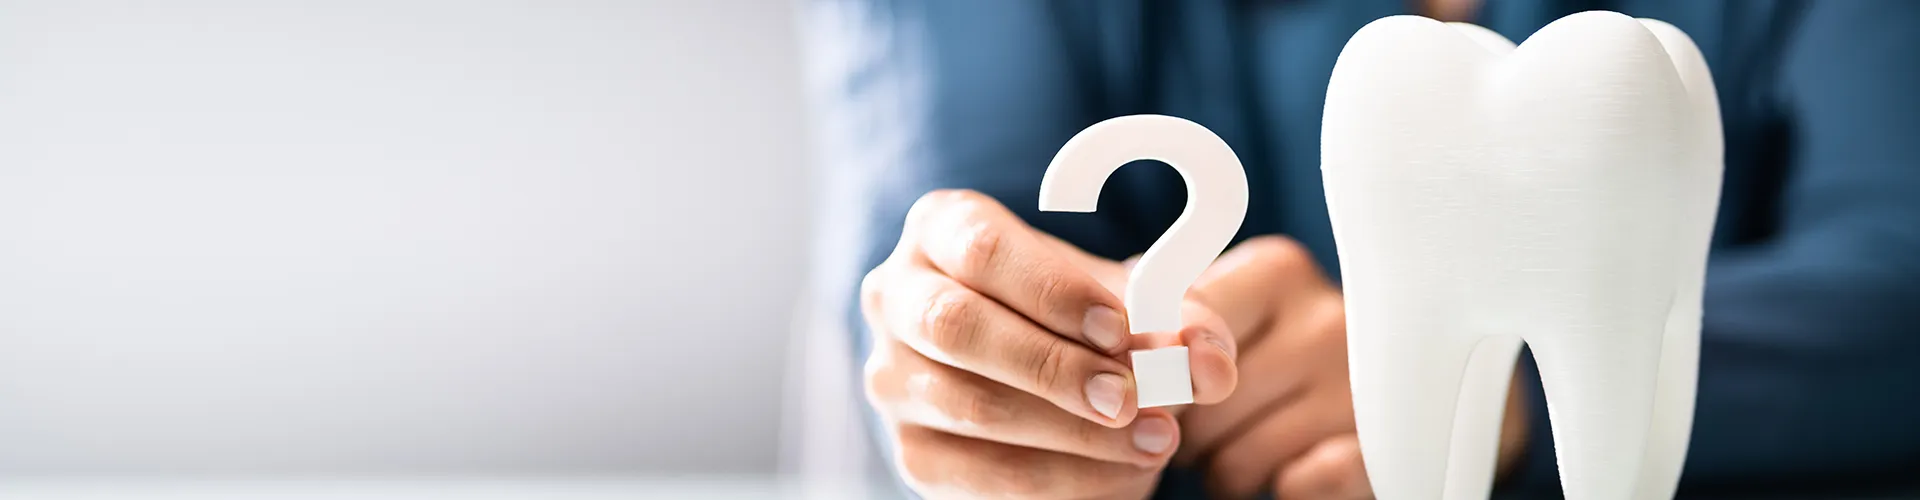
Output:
top-left (1274, 434), bottom-right (1373, 500)
top-left (1117, 299), bottom-right (1239, 414)
top-left (873, 267), bottom-right (1140, 425)
top-left (861, 189), bottom-right (1218, 500)
top-left (1177, 300), bottom-right (1238, 405)
top-left (891, 424), bottom-right (1163, 500)
top-left (1035, 230), bottom-right (1131, 297)
top-left (866, 340), bottom-right (1178, 465)
top-left (1176, 294), bottom-right (1347, 461)
top-left (1187, 236), bottom-right (1328, 346)
top-left (1165, 235), bottom-right (1319, 416)
top-left (1201, 389), bottom-right (1352, 499)
top-left (905, 190), bottom-right (1131, 355)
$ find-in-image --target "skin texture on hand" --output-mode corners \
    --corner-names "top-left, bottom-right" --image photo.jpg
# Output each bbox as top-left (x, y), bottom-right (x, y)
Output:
top-left (861, 191), bottom-right (1526, 499)
top-left (859, 190), bottom-right (1240, 499)
top-left (1171, 236), bottom-right (1532, 499)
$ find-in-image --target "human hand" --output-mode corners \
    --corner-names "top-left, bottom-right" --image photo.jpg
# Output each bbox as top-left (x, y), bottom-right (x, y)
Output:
top-left (1172, 236), bottom-right (1531, 499)
top-left (858, 190), bottom-right (1239, 499)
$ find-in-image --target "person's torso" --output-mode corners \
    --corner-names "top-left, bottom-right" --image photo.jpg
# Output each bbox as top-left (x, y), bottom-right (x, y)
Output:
top-left (1076, 0), bottom-right (1802, 281)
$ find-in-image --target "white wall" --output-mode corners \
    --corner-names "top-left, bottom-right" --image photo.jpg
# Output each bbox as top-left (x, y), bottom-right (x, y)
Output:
top-left (0, 0), bottom-right (808, 476)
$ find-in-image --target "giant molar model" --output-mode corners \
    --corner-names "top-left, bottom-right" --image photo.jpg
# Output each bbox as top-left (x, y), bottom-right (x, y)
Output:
top-left (1321, 11), bottom-right (1722, 500)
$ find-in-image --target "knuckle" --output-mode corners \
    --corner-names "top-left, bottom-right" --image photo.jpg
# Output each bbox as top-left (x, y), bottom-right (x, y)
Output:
top-left (907, 189), bottom-right (989, 229)
top-left (936, 380), bottom-right (1011, 429)
top-left (912, 190), bottom-right (1023, 280)
top-left (905, 189), bottom-right (962, 229)
top-left (920, 289), bottom-right (983, 356)
top-left (861, 359), bottom-right (883, 398)
top-left (858, 267), bottom-right (887, 316)
top-left (861, 347), bottom-right (895, 407)
top-left (953, 216), bottom-right (1008, 277)
top-left (1025, 268), bottom-right (1077, 317)
top-left (1024, 338), bottom-right (1075, 395)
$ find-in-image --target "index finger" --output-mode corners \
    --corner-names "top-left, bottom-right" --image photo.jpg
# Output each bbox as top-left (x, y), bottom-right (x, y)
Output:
top-left (905, 190), bottom-right (1131, 356)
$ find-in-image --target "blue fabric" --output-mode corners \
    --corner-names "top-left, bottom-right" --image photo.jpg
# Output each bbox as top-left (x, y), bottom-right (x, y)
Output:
top-left (807, 0), bottom-right (1920, 497)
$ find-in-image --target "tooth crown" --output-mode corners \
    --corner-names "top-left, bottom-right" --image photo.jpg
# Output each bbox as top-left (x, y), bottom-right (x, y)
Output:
top-left (1327, 13), bottom-right (1691, 336)
top-left (1323, 11), bottom-right (1721, 500)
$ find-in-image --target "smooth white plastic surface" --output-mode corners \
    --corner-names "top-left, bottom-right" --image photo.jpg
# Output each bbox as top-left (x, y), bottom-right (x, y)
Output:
top-left (1322, 12), bottom-right (1720, 500)
top-left (1130, 346), bottom-right (1195, 408)
top-left (1040, 114), bottom-right (1249, 408)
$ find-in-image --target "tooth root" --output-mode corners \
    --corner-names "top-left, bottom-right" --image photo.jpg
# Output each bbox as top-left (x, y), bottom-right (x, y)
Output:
top-left (1529, 331), bottom-right (1666, 500)
top-left (1640, 310), bottom-right (1701, 500)
top-left (1635, 18), bottom-right (1722, 500)
top-left (1349, 322), bottom-right (1479, 499)
top-left (1328, 15), bottom-right (1508, 500)
top-left (1442, 335), bottom-right (1525, 500)
top-left (1328, 11), bottom-right (1717, 500)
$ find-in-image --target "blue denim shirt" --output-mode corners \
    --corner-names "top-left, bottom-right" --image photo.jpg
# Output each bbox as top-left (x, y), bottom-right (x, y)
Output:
top-left (803, 0), bottom-right (1920, 497)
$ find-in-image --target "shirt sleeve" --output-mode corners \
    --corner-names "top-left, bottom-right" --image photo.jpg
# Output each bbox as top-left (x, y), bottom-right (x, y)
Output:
top-left (1507, 1), bottom-right (1920, 494)
top-left (797, 0), bottom-right (1150, 486)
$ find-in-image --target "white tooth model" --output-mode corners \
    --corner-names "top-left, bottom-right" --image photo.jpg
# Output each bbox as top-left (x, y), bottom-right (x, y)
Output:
top-left (1321, 11), bottom-right (1722, 500)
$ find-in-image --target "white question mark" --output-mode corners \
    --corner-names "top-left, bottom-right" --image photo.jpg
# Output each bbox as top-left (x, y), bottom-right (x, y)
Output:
top-left (1039, 114), bottom-right (1249, 408)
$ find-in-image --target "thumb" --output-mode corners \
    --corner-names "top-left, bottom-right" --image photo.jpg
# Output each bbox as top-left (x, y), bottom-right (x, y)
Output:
top-left (1187, 236), bottom-right (1330, 347)
top-left (1123, 294), bottom-right (1236, 409)
top-left (1120, 236), bottom-right (1325, 408)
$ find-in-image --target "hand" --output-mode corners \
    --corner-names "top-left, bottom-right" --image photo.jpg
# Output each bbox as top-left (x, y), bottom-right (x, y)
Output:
top-left (858, 190), bottom-right (1240, 499)
top-left (1172, 236), bottom-right (1532, 499)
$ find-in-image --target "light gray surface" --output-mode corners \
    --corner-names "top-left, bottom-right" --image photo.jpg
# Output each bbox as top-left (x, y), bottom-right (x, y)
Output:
top-left (0, 0), bottom-right (808, 475)
top-left (0, 478), bottom-right (893, 500)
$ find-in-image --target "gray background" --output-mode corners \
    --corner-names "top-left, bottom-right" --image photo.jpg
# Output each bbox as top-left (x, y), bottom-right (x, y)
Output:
top-left (0, 0), bottom-right (809, 476)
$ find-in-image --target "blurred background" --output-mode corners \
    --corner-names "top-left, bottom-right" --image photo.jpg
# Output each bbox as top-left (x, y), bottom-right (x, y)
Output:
top-left (4, 2), bottom-right (1918, 500)
top-left (0, 0), bottom-right (835, 490)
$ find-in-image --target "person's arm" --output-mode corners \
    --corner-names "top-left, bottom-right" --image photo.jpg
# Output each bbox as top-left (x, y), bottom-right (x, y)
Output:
top-left (805, 0), bottom-right (1160, 378)
top-left (1508, 1), bottom-right (1920, 494)
top-left (800, 0), bottom-right (1161, 492)
top-left (805, 0), bottom-right (1148, 266)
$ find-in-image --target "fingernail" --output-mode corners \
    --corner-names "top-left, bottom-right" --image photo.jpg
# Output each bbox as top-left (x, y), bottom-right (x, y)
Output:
top-left (1083, 305), bottom-right (1125, 351)
top-left (1086, 373), bottom-right (1126, 420)
top-left (1131, 417), bottom-right (1175, 454)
